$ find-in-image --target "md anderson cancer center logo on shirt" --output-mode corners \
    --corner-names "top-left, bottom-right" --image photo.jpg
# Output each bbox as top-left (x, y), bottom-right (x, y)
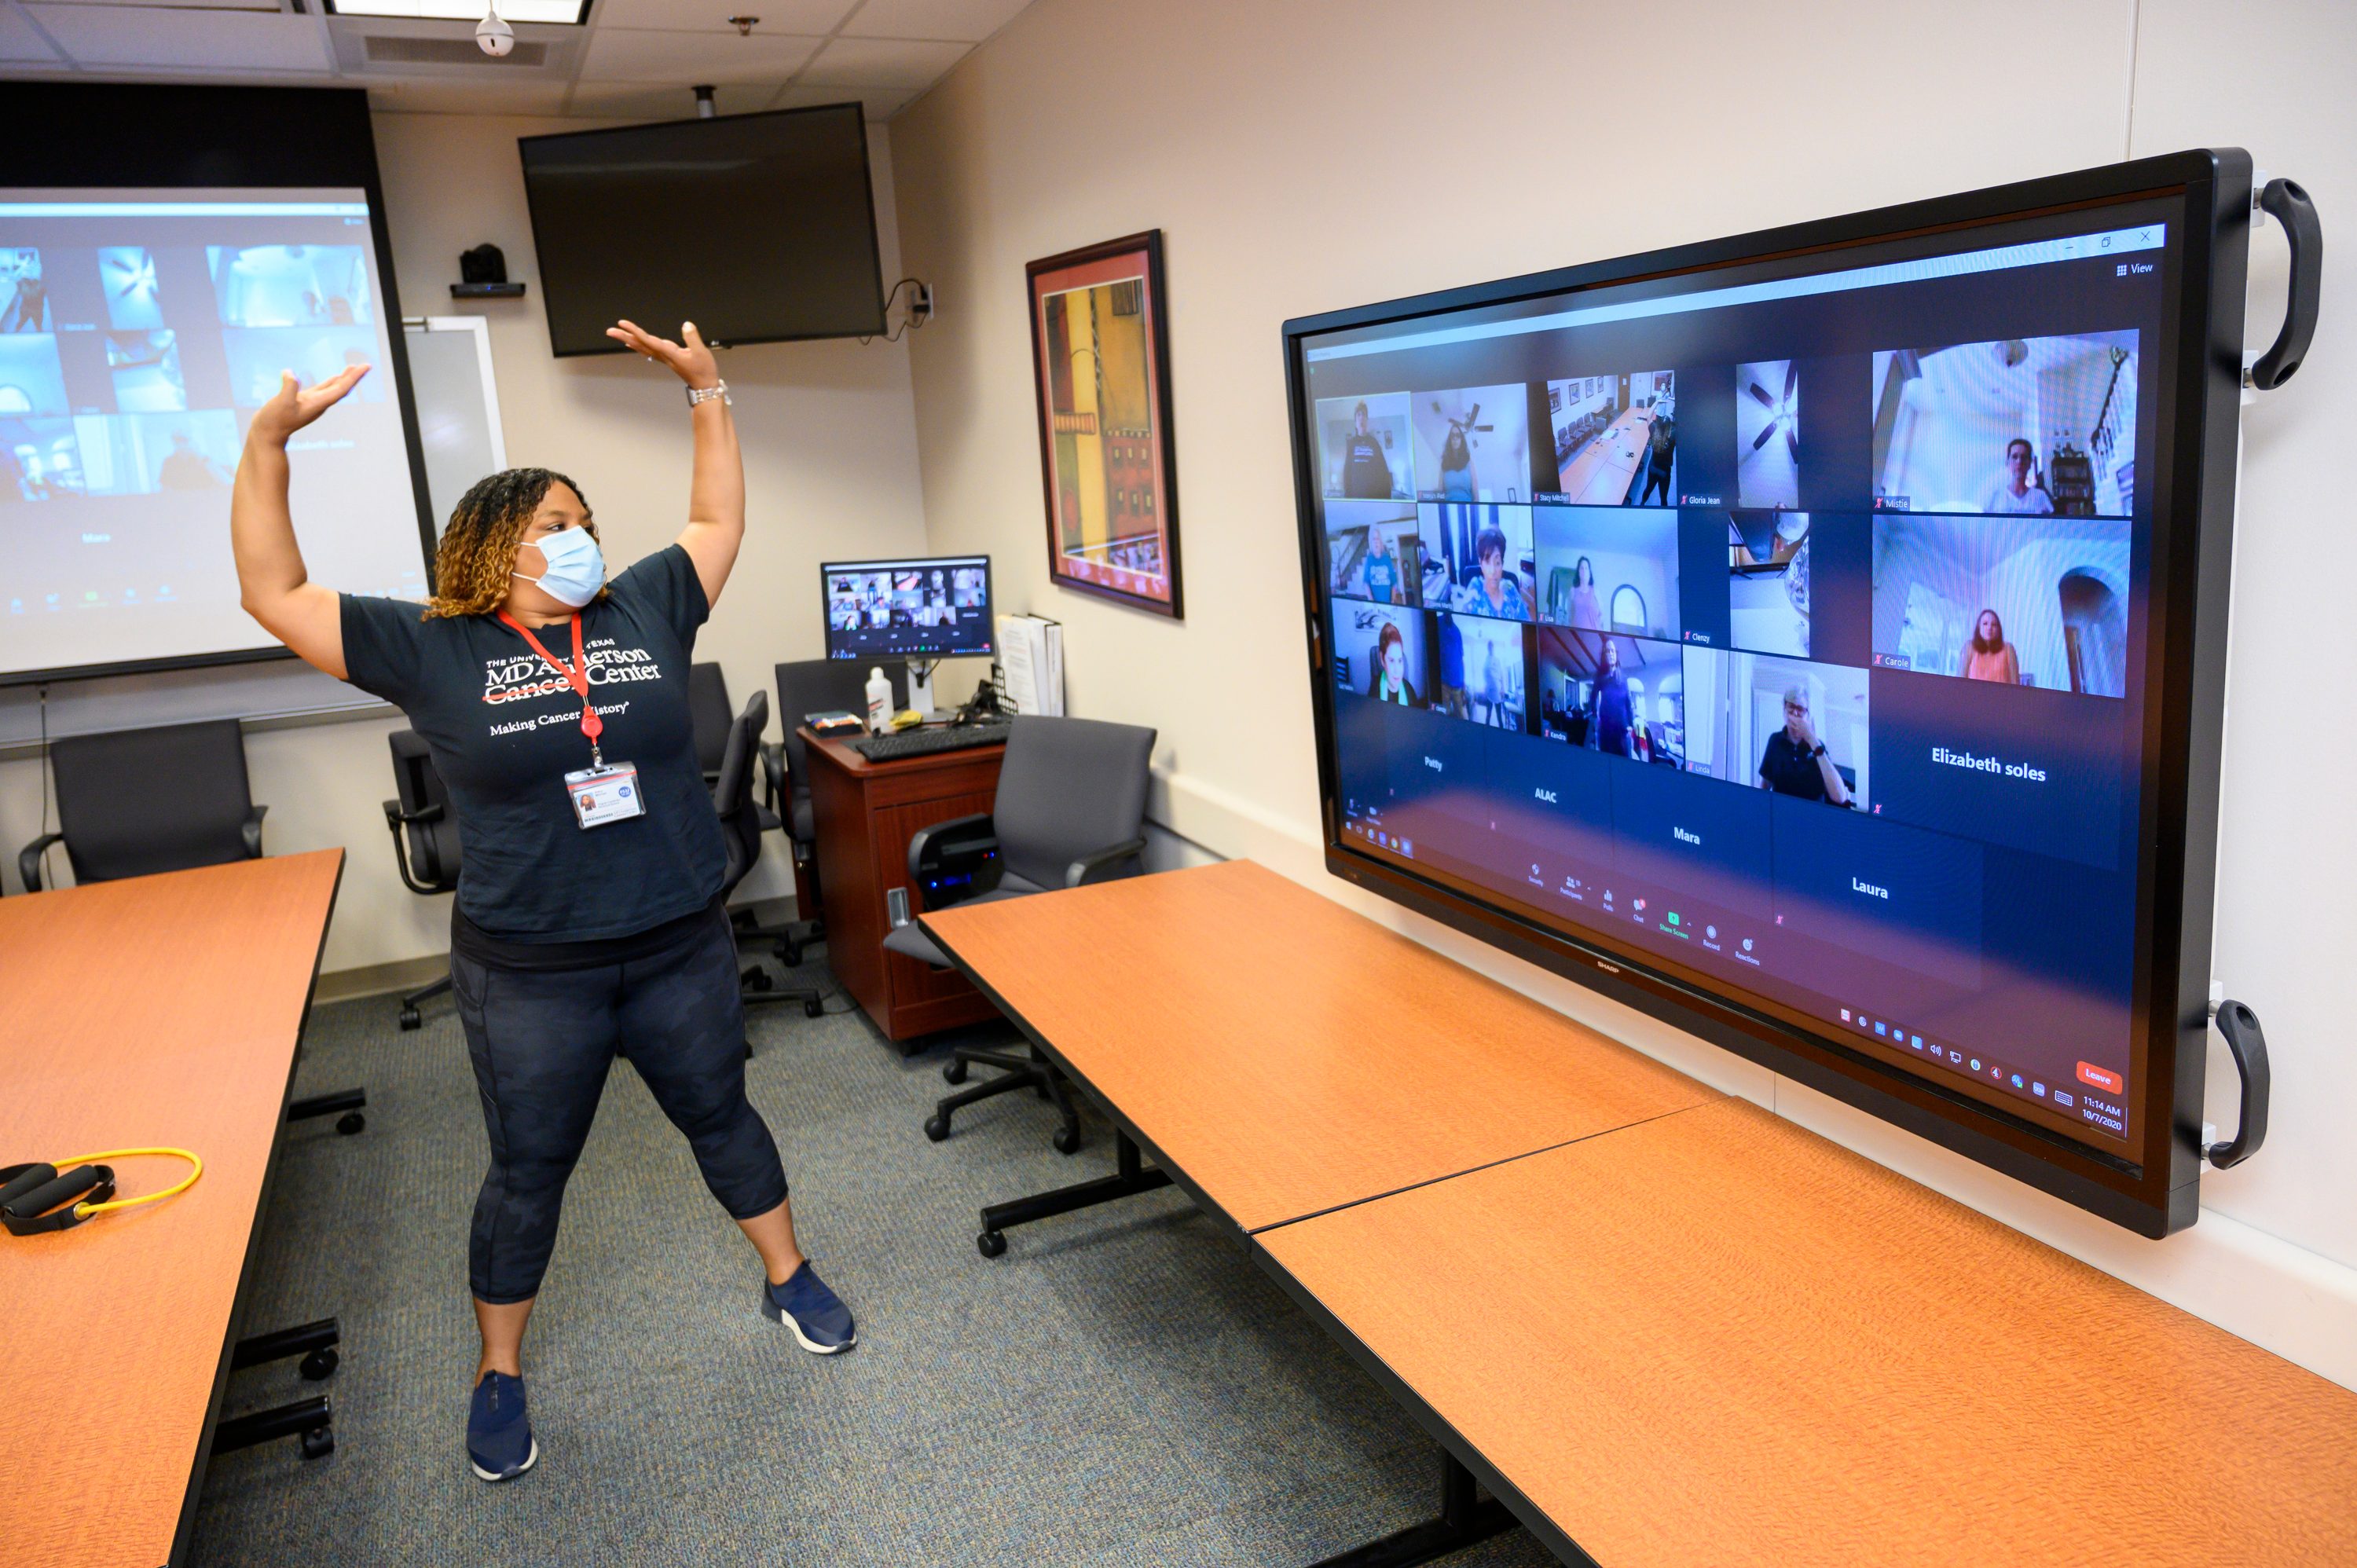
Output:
top-left (482, 635), bottom-right (666, 736)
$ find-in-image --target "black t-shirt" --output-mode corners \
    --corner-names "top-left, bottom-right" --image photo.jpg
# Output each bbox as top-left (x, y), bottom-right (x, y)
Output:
top-left (1758, 727), bottom-right (1831, 803)
top-left (342, 544), bottom-right (726, 944)
top-left (1340, 432), bottom-right (1392, 498)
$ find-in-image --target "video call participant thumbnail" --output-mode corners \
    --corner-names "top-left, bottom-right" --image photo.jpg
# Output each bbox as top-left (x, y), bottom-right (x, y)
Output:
top-left (1331, 600), bottom-right (1430, 708)
top-left (1865, 671), bottom-right (2128, 871)
top-left (1768, 800), bottom-right (1985, 991)
top-left (1534, 505), bottom-right (1680, 639)
top-left (1546, 371), bottom-right (1674, 507)
top-left (1607, 761), bottom-right (1774, 921)
top-left (1537, 629), bottom-right (1683, 764)
top-left (1325, 503), bottom-right (1421, 606)
top-left (1725, 510), bottom-right (1811, 658)
top-left (1869, 511), bottom-right (2131, 697)
top-left (1735, 360), bottom-right (1800, 510)
top-left (1318, 392), bottom-right (1415, 500)
top-left (1432, 610), bottom-right (1529, 732)
top-left (1682, 649), bottom-right (1868, 811)
top-left (1870, 332), bottom-right (2140, 518)
top-left (1409, 383), bottom-right (1530, 504)
top-left (1421, 503), bottom-right (1534, 621)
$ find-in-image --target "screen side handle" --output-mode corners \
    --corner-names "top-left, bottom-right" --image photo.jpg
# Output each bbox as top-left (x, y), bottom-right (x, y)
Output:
top-left (2249, 178), bottom-right (2322, 391)
top-left (2205, 1000), bottom-right (2271, 1169)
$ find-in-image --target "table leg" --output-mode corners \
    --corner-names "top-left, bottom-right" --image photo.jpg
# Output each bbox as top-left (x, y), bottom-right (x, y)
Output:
top-left (1310, 1452), bottom-right (1518, 1567)
top-left (975, 1129), bottom-right (1172, 1256)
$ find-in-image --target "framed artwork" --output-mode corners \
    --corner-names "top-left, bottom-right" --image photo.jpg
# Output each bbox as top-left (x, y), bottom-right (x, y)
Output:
top-left (1027, 230), bottom-right (1182, 617)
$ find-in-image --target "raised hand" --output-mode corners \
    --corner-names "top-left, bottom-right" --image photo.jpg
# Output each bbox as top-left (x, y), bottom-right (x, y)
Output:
top-left (250, 364), bottom-right (370, 448)
top-left (607, 318), bottom-right (720, 390)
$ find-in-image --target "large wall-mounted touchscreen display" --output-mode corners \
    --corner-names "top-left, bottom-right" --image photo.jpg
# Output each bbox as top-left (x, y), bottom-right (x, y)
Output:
top-left (1287, 153), bottom-right (2253, 1234)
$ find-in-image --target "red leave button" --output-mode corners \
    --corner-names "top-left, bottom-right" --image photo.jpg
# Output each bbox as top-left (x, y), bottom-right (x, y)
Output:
top-left (2076, 1061), bottom-right (2124, 1094)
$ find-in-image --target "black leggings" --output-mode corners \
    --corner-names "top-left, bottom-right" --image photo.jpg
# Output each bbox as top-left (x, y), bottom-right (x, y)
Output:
top-left (453, 905), bottom-right (789, 1304)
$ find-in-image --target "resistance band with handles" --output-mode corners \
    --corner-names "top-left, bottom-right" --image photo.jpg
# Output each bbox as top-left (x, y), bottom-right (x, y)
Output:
top-left (0, 1148), bottom-right (203, 1236)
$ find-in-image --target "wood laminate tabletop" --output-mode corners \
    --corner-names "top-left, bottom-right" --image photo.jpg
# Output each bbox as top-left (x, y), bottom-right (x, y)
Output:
top-left (918, 857), bottom-right (1717, 1233)
top-left (0, 851), bottom-right (343, 1568)
top-left (1258, 1095), bottom-right (2357, 1567)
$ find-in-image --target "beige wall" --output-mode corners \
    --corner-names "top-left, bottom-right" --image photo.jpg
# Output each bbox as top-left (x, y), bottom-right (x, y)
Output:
top-left (0, 112), bottom-right (929, 976)
top-left (889, 0), bottom-right (2357, 1384)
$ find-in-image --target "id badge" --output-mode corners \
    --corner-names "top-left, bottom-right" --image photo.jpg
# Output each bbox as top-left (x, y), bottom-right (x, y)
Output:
top-left (565, 762), bottom-right (646, 830)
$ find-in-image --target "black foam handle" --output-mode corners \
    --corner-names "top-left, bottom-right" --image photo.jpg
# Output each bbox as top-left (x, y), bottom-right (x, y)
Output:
top-left (0, 1163), bottom-right (57, 1214)
top-left (4, 1163), bottom-right (104, 1219)
top-left (2249, 178), bottom-right (2322, 392)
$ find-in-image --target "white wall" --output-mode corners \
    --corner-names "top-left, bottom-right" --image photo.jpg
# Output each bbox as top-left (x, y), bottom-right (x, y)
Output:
top-left (889, 0), bottom-right (2357, 1387)
top-left (0, 111), bottom-right (931, 976)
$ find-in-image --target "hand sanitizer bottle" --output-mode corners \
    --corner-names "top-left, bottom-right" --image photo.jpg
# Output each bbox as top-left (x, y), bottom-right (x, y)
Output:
top-left (866, 667), bottom-right (892, 735)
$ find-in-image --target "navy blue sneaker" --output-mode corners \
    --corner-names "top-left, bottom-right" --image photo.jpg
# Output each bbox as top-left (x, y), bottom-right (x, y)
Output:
top-left (467, 1370), bottom-right (538, 1482)
top-left (762, 1262), bottom-right (856, 1354)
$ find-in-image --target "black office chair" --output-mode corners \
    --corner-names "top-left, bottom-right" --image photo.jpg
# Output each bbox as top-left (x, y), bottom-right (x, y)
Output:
top-left (886, 715), bottom-right (1155, 1154)
top-left (19, 718), bottom-right (267, 889)
top-left (687, 661), bottom-right (734, 785)
top-left (714, 689), bottom-right (823, 1022)
top-left (19, 720), bottom-right (365, 1136)
top-left (383, 730), bottom-right (459, 1031)
top-left (763, 658), bottom-right (906, 965)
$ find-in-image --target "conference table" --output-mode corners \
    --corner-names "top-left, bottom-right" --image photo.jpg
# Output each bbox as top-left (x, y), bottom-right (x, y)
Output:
top-left (0, 851), bottom-right (346, 1568)
top-left (1557, 404), bottom-right (1655, 504)
top-left (921, 859), bottom-right (2357, 1567)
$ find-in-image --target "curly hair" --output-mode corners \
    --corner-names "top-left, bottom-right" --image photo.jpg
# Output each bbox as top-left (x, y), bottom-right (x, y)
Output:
top-left (424, 467), bottom-right (604, 619)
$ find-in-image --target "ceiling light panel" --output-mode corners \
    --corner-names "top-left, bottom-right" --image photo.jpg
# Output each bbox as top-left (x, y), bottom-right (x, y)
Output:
top-left (591, 0), bottom-right (855, 31)
top-left (328, 0), bottom-right (589, 22)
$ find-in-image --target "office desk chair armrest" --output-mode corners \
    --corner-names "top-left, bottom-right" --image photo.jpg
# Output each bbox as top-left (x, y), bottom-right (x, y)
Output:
top-left (761, 741), bottom-right (786, 819)
top-left (18, 832), bottom-right (63, 892)
top-left (382, 797), bottom-right (448, 896)
top-left (1065, 837), bottom-right (1149, 890)
top-left (241, 805), bottom-right (269, 860)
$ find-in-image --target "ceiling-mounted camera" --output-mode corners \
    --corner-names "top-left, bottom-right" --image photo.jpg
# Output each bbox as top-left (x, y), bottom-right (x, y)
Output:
top-left (476, 3), bottom-right (515, 56)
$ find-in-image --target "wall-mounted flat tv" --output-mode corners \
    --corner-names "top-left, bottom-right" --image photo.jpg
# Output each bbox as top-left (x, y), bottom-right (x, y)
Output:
top-left (519, 104), bottom-right (885, 357)
top-left (1284, 150), bottom-right (2264, 1236)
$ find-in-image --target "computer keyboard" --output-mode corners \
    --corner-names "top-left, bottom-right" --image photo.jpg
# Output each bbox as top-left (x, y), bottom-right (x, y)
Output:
top-left (850, 723), bottom-right (1011, 761)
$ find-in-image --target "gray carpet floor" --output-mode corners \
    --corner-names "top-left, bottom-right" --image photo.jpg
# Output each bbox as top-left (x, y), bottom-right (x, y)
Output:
top-left (192, 949), bottom-right (1562, 1567)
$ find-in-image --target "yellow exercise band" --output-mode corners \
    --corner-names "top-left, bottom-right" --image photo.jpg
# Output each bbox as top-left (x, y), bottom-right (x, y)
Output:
top-left (42, 1147), bottom-right (203, 1220)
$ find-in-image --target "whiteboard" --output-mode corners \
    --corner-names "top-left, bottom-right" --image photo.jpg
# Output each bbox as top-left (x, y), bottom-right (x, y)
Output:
top-left (0, 316), bottom-right (505, 753)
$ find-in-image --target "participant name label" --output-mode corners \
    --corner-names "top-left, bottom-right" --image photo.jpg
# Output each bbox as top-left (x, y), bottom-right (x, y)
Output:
top-left (1931, 745), bottom-right (2047, 783)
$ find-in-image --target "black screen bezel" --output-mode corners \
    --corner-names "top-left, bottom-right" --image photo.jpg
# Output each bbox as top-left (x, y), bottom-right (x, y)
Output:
top-left (1281, 149), bottom-right (2253, 1236)
top-left (518, 104), bottom-right (888, 359)
top-left (0, 83), bottom-right (438, 691)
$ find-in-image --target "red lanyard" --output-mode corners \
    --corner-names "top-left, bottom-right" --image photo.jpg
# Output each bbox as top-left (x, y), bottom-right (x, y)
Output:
top-left (498, 610), bottom-right (604, 762)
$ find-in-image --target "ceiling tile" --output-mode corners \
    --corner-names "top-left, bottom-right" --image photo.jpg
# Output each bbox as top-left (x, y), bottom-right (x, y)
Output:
top-left (24, 5), bottom-right (334, 68)
top-left (580, 25), bottom-right (819, 80)
top-left (590, 0), bottom-right (855, 33)
top-left (565, 78), bottom-right (782, 116)
top-left (0, 8), bottom-right (62, 60)
top-left (797, 33), bottom-right (963, 87)
top-left (769, 81), bottom-right (911, 119)
top-left (838, 0), bottom-right (1032, 43)
top-left (368, 78), bottom-right (577, 114)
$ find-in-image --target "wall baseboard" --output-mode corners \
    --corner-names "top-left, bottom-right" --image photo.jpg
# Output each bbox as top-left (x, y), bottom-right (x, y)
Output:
top-left (1146, 765), bottom-right (2357, 1393)
top-left (316, 953), bottom-right (449, 1006)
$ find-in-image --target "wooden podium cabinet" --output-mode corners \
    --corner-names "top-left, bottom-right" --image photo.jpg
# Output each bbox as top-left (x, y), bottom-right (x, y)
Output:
top-left (801, 728), bottom-right (1006, 1044)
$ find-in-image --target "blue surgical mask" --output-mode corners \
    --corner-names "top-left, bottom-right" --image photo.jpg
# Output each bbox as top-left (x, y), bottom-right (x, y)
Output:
top-left (513, 525), bottom-right (606, 608)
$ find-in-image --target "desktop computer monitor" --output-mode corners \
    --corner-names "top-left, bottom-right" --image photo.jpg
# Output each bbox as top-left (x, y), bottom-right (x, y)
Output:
top-left (823, 554), bottom-right (993, 711)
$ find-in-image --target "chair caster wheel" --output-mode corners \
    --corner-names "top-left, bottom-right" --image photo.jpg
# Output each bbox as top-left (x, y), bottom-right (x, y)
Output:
top-left (335, 1112), bottom-right (365, 1136)
top-left (743, 968), bottom-right (773, 993)
top-left (398, 1006), bottom-right (421, 1031)
top-left (977, 1230), bottom-right (1006, 1258)
top-left (923, 1114), bottom-right (951, 1143)
top-left (780, 940), bottom-right (803, 967)
top-left (300, 1347), bottom-right (339, 1381)
top-left (943, 1060), bottom-right (968, 1085)
top-left (804, 995), bottom-right (823, 1017)
top-left (1052, 1125), bottom-right (1083, 1156)
top-left (299, 1425), bottom-right (335, 1461)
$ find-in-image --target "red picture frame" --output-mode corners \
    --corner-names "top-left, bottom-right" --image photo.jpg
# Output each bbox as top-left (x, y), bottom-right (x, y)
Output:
top-left (1026, 230), bottom-right (1182, 617)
